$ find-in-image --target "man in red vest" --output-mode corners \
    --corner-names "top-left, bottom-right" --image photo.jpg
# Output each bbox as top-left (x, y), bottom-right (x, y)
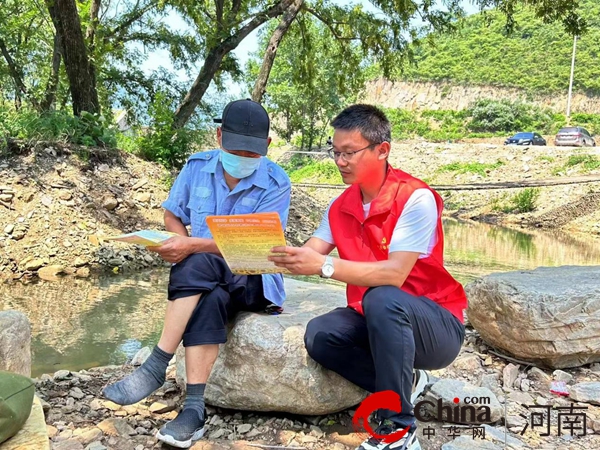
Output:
top-left (269, 104), bottom-right (467, 450)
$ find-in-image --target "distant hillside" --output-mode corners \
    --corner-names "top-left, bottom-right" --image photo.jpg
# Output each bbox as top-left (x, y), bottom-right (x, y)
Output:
top-left (394, 1), bottom-right (600, 96)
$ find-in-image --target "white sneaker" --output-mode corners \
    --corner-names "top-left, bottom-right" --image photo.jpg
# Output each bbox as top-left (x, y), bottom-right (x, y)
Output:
top-left (411, 369), bottom-right (428, 404)
top-left (356, 421), bottom-right (421, 450)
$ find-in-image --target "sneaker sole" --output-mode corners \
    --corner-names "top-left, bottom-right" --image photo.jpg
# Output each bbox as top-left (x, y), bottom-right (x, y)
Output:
top-left (156, 427), bottom-right (205, 448)
top-left (411, 370), bottom-right (428, 404)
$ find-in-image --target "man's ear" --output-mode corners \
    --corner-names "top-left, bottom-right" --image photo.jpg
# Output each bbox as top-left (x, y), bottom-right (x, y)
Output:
top-left (267, 136), bottom-right (272, 147)
top-left (378, 141), bottom-right (391, 160)
top-left (216, 127), bottom-right (222, 146)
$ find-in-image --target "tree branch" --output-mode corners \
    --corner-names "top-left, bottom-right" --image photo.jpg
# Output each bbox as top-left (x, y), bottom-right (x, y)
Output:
top-left (0, 38), bottom-right (39, 109)
top-left (103, 0), bottom-right (158, 43)
top-left (303, 6), bottom-right (355, 41)
top-left (40, 33), bottom-right (63, 111)
top-left (252, 0), bottom-right (304, 103)
top-left (215, 0), bottom-right (224, 27)
top-left (173, 0), bottom-right (296, 127)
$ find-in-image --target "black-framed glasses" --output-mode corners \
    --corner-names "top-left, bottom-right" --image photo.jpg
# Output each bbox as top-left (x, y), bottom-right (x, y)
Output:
top-left (328, 143), bottom-right (379, 161)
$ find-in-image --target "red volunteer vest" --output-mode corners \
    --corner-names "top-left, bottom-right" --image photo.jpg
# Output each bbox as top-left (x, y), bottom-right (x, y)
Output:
top-left (329, 165), bottom-right (467, 323)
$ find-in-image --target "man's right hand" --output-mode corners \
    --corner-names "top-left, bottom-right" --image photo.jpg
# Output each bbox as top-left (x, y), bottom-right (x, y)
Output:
top-left (147, 235), bottom-right (194, 263)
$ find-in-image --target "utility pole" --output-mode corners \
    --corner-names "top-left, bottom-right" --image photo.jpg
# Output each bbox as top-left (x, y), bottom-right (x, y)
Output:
top-left (566, 35), bottom-right (577, 124)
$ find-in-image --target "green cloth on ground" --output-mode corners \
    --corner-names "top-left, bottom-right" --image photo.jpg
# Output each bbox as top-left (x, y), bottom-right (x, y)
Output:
top-left (0, 370), bottom-right (35, 445)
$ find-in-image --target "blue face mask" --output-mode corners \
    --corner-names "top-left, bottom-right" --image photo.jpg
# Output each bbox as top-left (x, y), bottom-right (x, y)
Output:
top-left (220, 150), bottom-right (262, 179)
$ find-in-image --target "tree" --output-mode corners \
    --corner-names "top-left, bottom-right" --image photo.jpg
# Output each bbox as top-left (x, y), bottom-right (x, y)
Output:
top-left (251, 0), bottom-right (304, 103)
top-left (45, 0), bottom-right (100, 115)
top-left (171, 0), bottom-right (297, 128)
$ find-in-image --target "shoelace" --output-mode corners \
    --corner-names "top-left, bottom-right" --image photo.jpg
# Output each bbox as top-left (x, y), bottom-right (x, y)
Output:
top-left (365, 420), bottom-right (399, 445)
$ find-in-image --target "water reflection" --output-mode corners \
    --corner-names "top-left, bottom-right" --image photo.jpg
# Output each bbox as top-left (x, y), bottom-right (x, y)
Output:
top-left (1, 271), bottom-right (169, 377)
top-left (1, 220), bottom-right (599, 377)
top-left (443, 219), bottom-right (600, 283)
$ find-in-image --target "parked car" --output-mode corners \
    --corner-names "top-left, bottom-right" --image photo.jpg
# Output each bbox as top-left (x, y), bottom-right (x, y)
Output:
top-left (504, 132), bottom-right (547, 146)
top-left (554, 126), bottom-right (596, 147)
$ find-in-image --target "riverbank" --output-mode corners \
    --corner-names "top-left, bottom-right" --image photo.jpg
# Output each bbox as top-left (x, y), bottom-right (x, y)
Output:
top-left (1, 140), bottom-right (600, 281)
top-left (36, 330), bottom-right (600, 450)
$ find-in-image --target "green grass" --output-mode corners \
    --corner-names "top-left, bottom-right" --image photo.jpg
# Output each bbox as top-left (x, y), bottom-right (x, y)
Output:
top-left (565, 155), bottom-right (600, 171)
top-left (438, 161), bottom-right (504, 177)
top-left (490, 188), bottom-right (540, 213)
top-left (282, 156), bottom-right (342, 184)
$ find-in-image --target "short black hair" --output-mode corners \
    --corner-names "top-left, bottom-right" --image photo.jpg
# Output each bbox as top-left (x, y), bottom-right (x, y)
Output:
top-left (331, 104), bottom-right (391, 144)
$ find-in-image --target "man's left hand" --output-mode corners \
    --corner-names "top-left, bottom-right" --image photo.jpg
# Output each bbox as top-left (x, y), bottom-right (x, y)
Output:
top-left (147, 235), bottom-right (193, 263)
top-left (269, 246), bottom-right (326, 276)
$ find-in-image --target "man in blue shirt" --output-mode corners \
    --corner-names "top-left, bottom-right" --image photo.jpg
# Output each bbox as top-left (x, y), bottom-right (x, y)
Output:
top-left (103, 99), bottom-right (291, 448)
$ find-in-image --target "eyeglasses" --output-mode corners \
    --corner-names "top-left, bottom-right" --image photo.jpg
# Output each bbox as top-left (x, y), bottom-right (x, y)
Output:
top-left (328, 143), bottom-right (379, 161)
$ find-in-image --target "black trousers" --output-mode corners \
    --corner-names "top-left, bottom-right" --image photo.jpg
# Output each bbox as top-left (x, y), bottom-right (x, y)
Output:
top-left (304, 286), bottom-right (465, 428)
top-left (168, 253), bottom-right (269, 347)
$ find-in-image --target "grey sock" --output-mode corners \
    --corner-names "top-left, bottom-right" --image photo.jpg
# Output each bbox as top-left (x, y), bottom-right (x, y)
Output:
top-left (160, 384), bottom-right (206, 440)
top-left (102, 345), bottom-right (172, 405)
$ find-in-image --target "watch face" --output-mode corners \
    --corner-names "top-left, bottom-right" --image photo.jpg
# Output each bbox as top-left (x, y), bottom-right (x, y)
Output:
top-left (322, 264), bottom-right (334, 277)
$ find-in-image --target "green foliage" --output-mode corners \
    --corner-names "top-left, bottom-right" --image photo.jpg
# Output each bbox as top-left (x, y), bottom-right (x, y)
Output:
top-left (469, 99), bottom-right (558, 133)
top-left (438, 161), bottom-right (504, 177)
top-left (392, 0), bottom-right (597, 95)
top-left (510, 188), bottom-right (540, 212)
top-left (0, 106), bottom-right (116, 147)
top-left (281, 155), bottom-right (342, 184)
top-left (491, 188), bottom-right (540, 213)
top-left (564, 154), bottom-right (600, 171)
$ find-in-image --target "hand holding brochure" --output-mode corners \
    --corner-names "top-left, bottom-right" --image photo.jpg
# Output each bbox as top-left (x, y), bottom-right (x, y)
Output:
top-left (206, 212), bottom-right (289, 275)
top-left (103, 230), bottom-right (178, 247)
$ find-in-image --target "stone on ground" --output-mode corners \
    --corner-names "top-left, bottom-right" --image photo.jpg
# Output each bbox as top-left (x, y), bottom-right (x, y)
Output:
top-left (465, 266), bottom-right (600, 369)
top-left (177, 278), bottom-right (367, 415)
top-left (0, 310), bottom-right (31, 376)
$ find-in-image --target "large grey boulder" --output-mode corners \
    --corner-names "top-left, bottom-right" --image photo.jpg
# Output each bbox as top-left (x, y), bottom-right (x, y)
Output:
top-left (465, 266), bottom-right (600, 369)
top-left (176, 278), bottom-right (367, 415)
top-left (0, 310), bottom-right (31, 376)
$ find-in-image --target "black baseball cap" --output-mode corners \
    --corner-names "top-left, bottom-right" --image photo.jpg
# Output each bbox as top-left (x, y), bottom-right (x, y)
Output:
top-left (213, 99), bottom-right (270, 156)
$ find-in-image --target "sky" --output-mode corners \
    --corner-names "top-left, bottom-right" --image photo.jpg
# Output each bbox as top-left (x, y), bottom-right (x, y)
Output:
top-left (138, 0), bottom-right (481, 98)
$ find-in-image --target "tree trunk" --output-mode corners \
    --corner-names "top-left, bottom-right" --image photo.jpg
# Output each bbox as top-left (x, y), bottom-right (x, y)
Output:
top-left (40, 33), bottom-right (63, 111)
top-left (251, 0), bottom-right (303, 103)
top-left (173, 0), bottom-right (295, 128)
top-left (46, 0), bottom-right (100, 116)
top-left (0, 38), bottom-right (39, 109)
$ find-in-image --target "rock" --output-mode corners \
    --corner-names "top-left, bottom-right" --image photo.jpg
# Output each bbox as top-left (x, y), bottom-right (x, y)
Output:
top-left (4, 223), bottom-right (14, 234)
top-left (176, 279), bottom-right (367, 415)
top-left (59, 191), bottom-right (73, 201)
top-left (482, 424), bottom-right (526, 447)
top-left (53, 370), bottom-right (71, 380)
top-left (73, 257), bottom-right (88, 267)
top-left (442, 436), bottom-right (503, 449)
top-left (131, 346), bottom-right (151, 366)
top-left (421, 379), bottom-right (503, 423)
top-left (38, 265), bottom-right (66, 281)
top-left (75, 267), bottom-right (90, 278)
top-left (73, 428), bottom-right (103, 445)
top-left (97, 418), bottom-right (136, 437)
top-left (52, 440), bottom-right (85, 450)
top-left (133, 192), bottom-right (151, 203)
top-left (479, 374), bottom-right (501, 396)
top-left (503, 364), bottom-right (520, 389)
top-left (237, 424), bottom-right (252, 434)
top-left (41, 194), bottom-right (53, 207)
top-left (149, 401), bottom-right (176, 414)
top-left (465, 266), bottom-right (600, 369)
top-left (569, 382), bottom-right (600, 405)
top-left (69, 387), bottom-right (85, 399)
top-left (24, 258), bottom-right (45, 271)
top-left (452, 355), bottom-right (482, 372)
top-left (0, 310), bottom-right (31, 376)
top-left (85, 443), bottom-right (107, 450)
top-left (528, 367), bottom-right (551, 383)
top-left (102, 196), bottom-right (118, 211)
top-left (552, 370), bottom-right (573, 383)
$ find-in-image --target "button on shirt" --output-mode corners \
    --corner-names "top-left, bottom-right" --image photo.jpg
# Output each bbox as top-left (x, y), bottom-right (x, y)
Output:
top-left (162, 149), bottom-right (292, 306)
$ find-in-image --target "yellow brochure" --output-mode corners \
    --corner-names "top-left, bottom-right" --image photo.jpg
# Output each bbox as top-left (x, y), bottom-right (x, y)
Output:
top-left (206, 212), bottom-right (289, 275)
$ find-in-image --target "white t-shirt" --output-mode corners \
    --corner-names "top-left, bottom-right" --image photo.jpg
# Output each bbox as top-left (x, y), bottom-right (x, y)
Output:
top-left (312, 189), bottom-right (438, 258)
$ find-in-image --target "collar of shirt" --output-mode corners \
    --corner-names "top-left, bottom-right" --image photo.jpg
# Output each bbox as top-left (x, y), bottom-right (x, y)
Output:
top-left (201, 150), bottom-right (270, 191)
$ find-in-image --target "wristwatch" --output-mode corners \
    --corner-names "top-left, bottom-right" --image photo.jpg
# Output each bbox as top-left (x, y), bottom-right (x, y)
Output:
top-left (320, 256), bottom-right (335, 278)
